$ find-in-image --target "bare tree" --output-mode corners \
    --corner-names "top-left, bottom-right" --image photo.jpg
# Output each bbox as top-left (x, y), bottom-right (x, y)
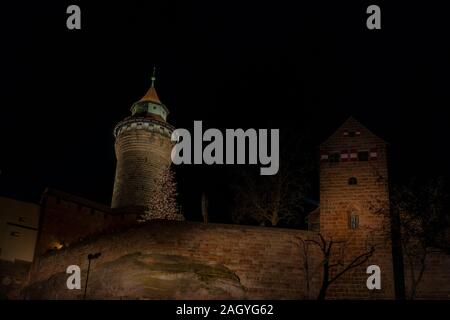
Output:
top-left (390, 176), bottom-right (449, 299)
top-left (304, 233), bottom-right (376, 300)
top-left (139, 166), bottom-right (184, 221)
top-left (230, 131), bottom-right (313, 227)
top-left (293, 236), bottom-right (323, 299)
top-left (294, 232), bottom-right (377, 300)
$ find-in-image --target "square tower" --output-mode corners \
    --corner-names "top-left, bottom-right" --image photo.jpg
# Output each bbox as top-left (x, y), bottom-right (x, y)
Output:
top-left (319, 117), bottom-right (394, 298)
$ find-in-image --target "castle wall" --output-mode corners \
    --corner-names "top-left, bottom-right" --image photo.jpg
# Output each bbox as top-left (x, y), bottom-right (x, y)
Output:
top-left (36, 191), bottom-right (137, 256)
top-left (27, 221), bottom-right (327, 299)
top-left (26, 219), bottom-right (422, 300)
top-left (0, 260), bottom-right (31, 299)
top-left (26, 220), bottom-right (450, 300)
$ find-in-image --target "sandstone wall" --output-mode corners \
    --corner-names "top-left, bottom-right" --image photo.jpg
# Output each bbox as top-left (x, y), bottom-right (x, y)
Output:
top-left (0, 260), bottom-right (31, 299)
top-left (319, 117), bottom-right (395, 299)
top-left (26, 221), bottom-right (324, 299)
top-left (25, 220), bottom-right (450, 299)
top-left (37, 190), bottom-right (137, 256)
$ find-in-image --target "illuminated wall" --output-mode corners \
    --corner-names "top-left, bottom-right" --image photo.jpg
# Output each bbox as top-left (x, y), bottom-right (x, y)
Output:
top-left (0, 196), bottom-right (40, 262)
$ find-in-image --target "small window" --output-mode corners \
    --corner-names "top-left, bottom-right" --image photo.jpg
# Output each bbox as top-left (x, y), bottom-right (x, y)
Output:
top-left (348, 214), bottom-right (359, 229)
top-left (329, 153), bottom-right (341, 162)
top-left (344, 130), bottom-right (361, 137)
top-left (10, 231), bottom-right (20, 237)
top-left (358, 151), bottom-right (369, 161)
top-left (348, 177), bottom-right (358, 185)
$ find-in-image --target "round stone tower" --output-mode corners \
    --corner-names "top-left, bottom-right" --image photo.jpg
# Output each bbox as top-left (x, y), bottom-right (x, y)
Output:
top-left (111, 70), bottom-right (174, 212)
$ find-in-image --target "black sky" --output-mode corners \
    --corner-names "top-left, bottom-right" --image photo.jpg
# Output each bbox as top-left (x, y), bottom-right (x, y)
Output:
top-left (1, 1), bottom-right (450, 222)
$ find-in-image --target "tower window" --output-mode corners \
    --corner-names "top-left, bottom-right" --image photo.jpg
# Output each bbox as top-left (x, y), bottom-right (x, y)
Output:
top-left (348, 177), bottom-right (358, 185)
top-left (344, 130), bottom-right (361, 137)
top-left (358, 151), bottom-right (369, 161)
top-left (348, 214), bottom-right (359, 229)
top-left (329, 153), bottom-right (341, 162)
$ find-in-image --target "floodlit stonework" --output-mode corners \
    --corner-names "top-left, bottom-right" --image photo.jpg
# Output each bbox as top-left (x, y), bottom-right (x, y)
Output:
top-left (111, 74), bottom-right (176, 217)
top-left (18, 79), bottom-right (450, 300)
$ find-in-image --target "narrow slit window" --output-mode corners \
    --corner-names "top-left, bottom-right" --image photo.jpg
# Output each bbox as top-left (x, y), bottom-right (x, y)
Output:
top-left (348, 214), bottom-right (359, 229)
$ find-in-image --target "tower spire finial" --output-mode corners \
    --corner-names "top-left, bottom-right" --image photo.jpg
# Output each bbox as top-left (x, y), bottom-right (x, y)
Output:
top-left (151, 66), bottom-right (156, 88)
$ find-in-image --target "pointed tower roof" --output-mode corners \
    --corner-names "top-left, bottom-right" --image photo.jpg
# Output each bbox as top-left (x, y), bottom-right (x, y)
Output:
top-left (321, 116), bottom-right (388, 147)
top-left (130, 67), bottom-right (170, 121)
top-left (138, 67), bottom-right (162, 104)
top-left (138, 87), bottom-right (162, 104)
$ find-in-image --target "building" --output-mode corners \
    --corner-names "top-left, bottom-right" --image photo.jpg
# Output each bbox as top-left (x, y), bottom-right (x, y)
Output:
top-left (12, 77), bottom-right (450, 299)
top-left (0, 196), bottom-right (40, 299)
top-left (35, 188), bottom-right (138, 256)
top-left (111, 70), bottom-right (177, 219)
top-left (0, 196), bottom-right (39, 262)
top-left (24, 115), bottom-right (402, 299)
top-left (317, 116), bottom-right (395, 298)
top-left (34, 73), bottom-right (182, 258)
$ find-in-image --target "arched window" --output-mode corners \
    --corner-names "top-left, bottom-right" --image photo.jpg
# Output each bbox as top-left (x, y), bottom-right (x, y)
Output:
top-left (347, 205), bottom-right (360, 230)
top-left (348, 177), bottom-right (358, 185)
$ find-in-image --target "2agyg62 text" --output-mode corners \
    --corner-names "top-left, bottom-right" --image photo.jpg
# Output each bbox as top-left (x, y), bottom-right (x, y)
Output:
top-left (176, 304), bottom-right (274, 318)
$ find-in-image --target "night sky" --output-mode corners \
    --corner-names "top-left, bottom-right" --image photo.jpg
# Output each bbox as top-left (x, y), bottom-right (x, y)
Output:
top-left (1, 1), bottom-right (450, 223)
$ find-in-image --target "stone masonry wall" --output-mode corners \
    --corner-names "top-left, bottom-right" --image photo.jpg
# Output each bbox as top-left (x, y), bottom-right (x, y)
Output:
top-left (37, 192), bottom-right (137, 256)
top-left (111, 125), bottom-right (173, 210)
top-left (319, 117), bottom-right (395, 299)
top-left (25, 219), bottom-right (450, 299)
top-left (27, 221), bottom-right (326, 299)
